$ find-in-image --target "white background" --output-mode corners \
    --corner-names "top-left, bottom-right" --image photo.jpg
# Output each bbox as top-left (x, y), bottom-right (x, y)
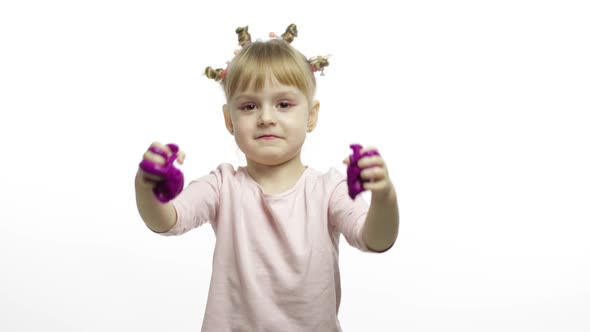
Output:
top-left (1, 0), bottom-right (589, 331)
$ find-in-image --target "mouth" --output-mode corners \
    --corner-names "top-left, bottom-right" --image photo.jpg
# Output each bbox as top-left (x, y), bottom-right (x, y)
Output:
top-left (257, 135), bottom-right (281, 139)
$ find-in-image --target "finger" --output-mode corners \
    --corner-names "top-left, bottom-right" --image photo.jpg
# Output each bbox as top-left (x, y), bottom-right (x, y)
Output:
top-left (363, 180), bottom-right (391, 192)
top-left (342, 156), bottom-right (350, 165)
top-left (358, 155), bottom-right (385, 169)
top-left (143, 150), bottom-right (166, 165)
top-left (149, 142), bottom-right (173, 158)
top-left (177, 150), bottom-right (186, 164)
top-left (152, 141), bottom-right (172, 153)
top-left (150, 141), bottom-right (166, 153)
top-left (142, 174), bottom-right (163, 183)
top-left (360, 167), bottom-right (387, 182)
top-left (360, 146), bottom-right (379, 154)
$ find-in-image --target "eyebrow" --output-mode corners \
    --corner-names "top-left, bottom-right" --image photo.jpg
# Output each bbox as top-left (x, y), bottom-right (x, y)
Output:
top-left (232, 90), bottom-right (300, 101)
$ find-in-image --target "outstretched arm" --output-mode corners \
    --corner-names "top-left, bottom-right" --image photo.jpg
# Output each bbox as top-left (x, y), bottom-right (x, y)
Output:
top-left (345, 146), bottom-right (399, 252)
top-left (364, 186), bottom-right (399, 252)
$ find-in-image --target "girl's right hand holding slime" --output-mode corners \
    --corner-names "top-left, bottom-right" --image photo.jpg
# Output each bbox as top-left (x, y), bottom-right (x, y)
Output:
top-left (137, 142), bottom-right (186, 203)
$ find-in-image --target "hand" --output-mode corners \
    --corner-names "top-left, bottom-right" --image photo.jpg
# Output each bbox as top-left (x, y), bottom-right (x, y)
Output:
top-left (343, 146), bottom-right (394, 200)
top-left (137, 142), bottom-right (186, 189)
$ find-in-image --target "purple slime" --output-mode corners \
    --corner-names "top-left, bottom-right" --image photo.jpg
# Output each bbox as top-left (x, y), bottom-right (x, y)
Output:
top-left (139, 143), bottom-right (184, 203)
top-left (347, 144), bottom-right (380, 199)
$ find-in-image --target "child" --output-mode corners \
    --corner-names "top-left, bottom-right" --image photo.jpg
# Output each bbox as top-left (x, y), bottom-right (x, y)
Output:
top-left (135, 24), bottom-right (399, 332)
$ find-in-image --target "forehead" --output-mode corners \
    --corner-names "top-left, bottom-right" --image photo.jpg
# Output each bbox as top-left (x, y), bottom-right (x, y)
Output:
top-left (231, 75), bottom-right (305, 100)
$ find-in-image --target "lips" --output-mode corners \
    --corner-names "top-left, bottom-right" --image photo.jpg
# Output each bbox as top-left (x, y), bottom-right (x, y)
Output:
top-left (257, 134), bottom-right (280, 139)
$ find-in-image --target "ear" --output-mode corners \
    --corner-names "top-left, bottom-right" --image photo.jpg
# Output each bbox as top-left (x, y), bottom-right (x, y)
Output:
top-left (223, 104), bottom-right (234, 135)
top-left (307, 100), bottom-right (320, 133)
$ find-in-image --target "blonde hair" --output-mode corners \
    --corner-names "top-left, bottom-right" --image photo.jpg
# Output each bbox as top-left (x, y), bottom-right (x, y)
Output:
top-left (204, 24), bottom-right (329, 104)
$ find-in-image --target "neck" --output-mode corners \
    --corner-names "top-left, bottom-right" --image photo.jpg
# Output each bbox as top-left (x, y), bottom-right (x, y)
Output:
top-left (245, 155), bottom-right (306, 194)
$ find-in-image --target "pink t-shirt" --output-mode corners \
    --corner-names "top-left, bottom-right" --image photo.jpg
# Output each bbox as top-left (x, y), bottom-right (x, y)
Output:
top-left (160, 163), bottom-right (376, 331)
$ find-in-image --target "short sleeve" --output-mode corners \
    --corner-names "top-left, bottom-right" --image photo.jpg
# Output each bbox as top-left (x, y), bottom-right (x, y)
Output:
top-left (159, 165), bottom-right (223, 236)
top-left (327, 168), bottom-right (371, 252)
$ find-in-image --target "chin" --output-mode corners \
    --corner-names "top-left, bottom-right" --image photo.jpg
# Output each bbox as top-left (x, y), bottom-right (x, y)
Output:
top-left (253, 156), bottom-right (288, 166)
top-left (247, 151), bottom-right (297, 166)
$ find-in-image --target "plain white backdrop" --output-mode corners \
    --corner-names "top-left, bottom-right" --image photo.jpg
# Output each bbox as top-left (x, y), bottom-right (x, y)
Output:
top-left (1, 0), bottom-right (589, 331)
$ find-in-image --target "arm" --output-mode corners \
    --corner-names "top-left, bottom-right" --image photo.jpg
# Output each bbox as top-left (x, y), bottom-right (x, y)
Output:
top-left (363, 187), bottom-right (399, 252)
top-left (345, 146), bottom-right (399, 252)
top-left (135, 170), bottom-right (177, 233)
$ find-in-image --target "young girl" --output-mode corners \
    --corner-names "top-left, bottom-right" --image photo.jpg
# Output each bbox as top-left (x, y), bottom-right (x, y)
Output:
top-left (135, 24), bottom-right (399, 332)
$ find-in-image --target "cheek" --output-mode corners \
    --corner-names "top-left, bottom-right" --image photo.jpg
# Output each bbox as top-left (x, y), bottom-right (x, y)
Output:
top-left (285, 113), bottom-right (308, 130)
top-left (232, 117), bottom-right (250, 133)
top-left (232, 120), bottom-right (256, 143)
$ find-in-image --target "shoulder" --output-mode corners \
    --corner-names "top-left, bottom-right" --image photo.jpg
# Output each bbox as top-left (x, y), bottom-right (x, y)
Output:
top-left (315, 166), bottom-right (346, 184)
top-left (189, 163), bottom-right (240, 188)
top-left (205, 163), bottom-right (247, 178)
top-left (211, 163), bottom-right (238, 176)
top-left (305, 166), bottom-right (347, 192)
top-left (206, 163), bottom-right (253, 189)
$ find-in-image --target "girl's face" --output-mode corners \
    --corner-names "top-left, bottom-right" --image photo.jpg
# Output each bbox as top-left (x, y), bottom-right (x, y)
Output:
top-left (223, 76), bottom-right (319, 167)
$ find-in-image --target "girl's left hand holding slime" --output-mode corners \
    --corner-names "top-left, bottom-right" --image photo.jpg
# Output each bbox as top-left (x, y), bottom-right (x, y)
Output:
top-left (343, 146), bottom-right (395, 200)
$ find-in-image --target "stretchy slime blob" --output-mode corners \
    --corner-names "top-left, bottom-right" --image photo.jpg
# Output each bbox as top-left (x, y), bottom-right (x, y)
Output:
top-left (347, 144), bottom-right (380, 199)
top-left (139, 144), bottom-right (184, 203)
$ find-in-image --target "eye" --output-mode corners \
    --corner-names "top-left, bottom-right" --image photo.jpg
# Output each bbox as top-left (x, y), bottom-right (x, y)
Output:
top-left (277, 101), bottom-right (294, 109)
top-left (239, 103), bottom-right (256, 111)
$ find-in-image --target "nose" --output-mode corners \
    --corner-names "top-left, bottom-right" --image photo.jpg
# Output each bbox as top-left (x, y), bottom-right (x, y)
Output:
top-left (258, 104), bottom-right (276, 126)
